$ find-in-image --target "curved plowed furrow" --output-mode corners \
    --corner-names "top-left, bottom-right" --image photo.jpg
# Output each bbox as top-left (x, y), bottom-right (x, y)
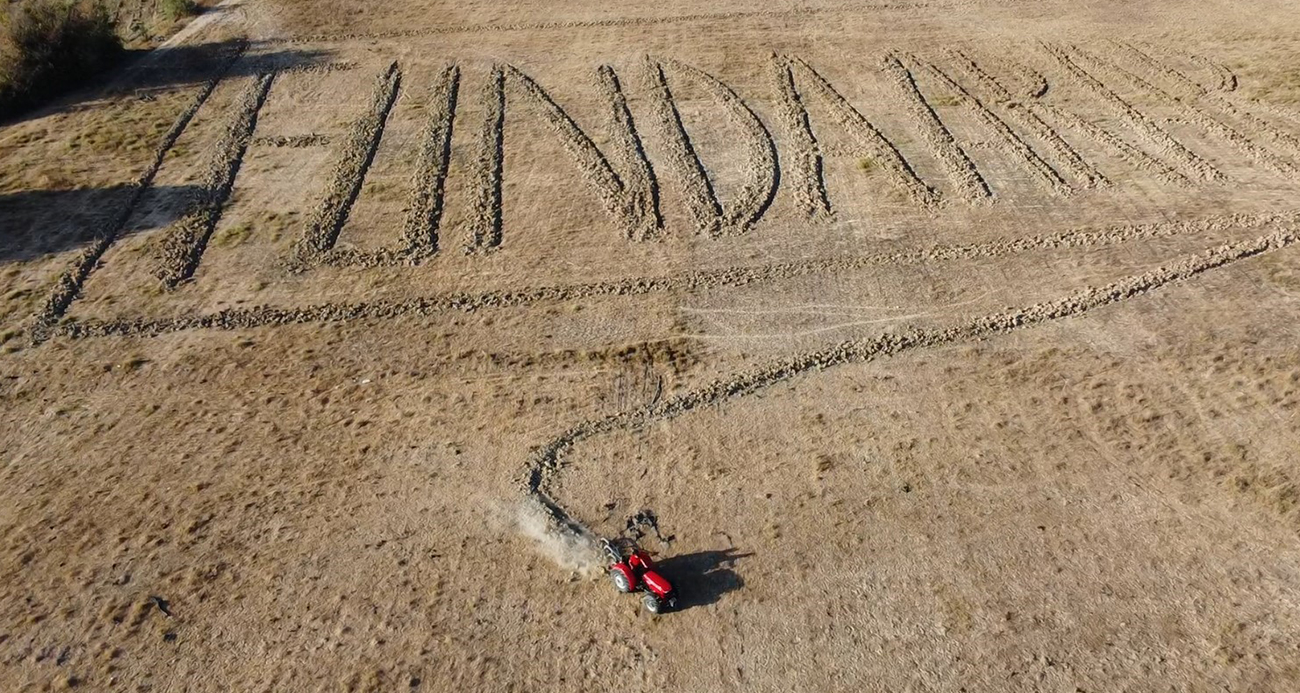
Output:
top-left (54, 211), bottom-right (1300, 339)
top-left (659, 58), bottom-right (779, 237)
top-left (155, 73), bottom-right (276, 288)
top-left (946, 50), bottom-right (1106, 189)
top-left (1187, 53), bottom-right (1237, 93)
top-left (913, 56), bottom-right (1069, 195)
top-left (784, 55), bottom-right (940, 209)
top-left (519, 225), bottom-right (1300, 543)
top-left (1139, 43), bottom-right (1237, 94)
top-left (883, 53), bottom-right (991, 203)
top-left (28, 42), bottom-right (247, 345)
top-left (290, 62), bottom-right (402, 267)
top-left (991, 53), bottom-right (1049, 99)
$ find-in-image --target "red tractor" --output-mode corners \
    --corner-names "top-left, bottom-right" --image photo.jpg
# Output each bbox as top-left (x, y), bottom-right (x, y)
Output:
top-left (603, 540), bottom-right (678, 614)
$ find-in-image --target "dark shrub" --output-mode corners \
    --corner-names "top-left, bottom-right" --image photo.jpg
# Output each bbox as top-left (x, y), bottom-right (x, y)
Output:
top-left (0, 1), bottom-right (124, 120)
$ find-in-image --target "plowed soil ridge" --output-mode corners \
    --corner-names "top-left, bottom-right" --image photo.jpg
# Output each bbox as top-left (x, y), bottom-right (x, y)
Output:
top-left (784, 55), bottom-right (940, 208)
top-left (155, 73), bottom-right (277, 287)
top-left (465, 66), bottom-right (506, 252)
top-left (1044, 43), bottom-right (1223, 182)
top-left (947, 50), bottom-right (1107, 188)
top-left (772, 58), bottom-right (834, 219)
top-left (883, 53), bottom-right (991, 202)
top-left (914, 55), bottom-right (1069, 194)
top-left (27, 42), bottom-right (248, 344)
top-left (54, 211), bottom-right (1298, 339)
top-left (291, 62), bottom-right (403, 267)
top-left (520, 224), bottom-right (1300, 542)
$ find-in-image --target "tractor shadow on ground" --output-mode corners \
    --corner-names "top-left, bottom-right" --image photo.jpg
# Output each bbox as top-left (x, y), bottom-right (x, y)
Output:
top-left (654, 548), bottom-right (753, 611)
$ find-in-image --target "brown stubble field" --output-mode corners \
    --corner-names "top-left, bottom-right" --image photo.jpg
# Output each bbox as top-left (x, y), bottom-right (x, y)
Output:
top-left (4, 0), bottom-right (1300, 690)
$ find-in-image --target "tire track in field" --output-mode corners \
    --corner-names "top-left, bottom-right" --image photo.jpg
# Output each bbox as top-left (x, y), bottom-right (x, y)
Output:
top-left (783, 55), bottom-right (940, 209)
top-left (27, 42), bottom-right (247, 345)
top-left (883, 53), bottom-right (991, 202)
top-left (290, 61), bottom-right (402, 267)
top-left (53, 211), bottom-right (1299, 339)
top-left (946, 50), bottom-right (1107, 189)
top-left (520, 224), bottom-right (1300, 545)
top-left (154, 73), bottom-right (276, 288)
top-left (1042, 43), bottom-right (1223, 183)
top-left (1079, 44), bottom-right (1298, 177)
top-left (911, 54), bottom-right (1069, 195)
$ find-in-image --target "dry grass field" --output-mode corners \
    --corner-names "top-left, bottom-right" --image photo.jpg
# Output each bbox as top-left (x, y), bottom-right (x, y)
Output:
top-left (4, 0), bottom-right (1300, 690)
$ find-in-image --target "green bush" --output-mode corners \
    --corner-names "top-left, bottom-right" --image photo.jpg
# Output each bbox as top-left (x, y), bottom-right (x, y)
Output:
top-left (0, 1), bottom-right (124, 120)
top-left (158, 0), bottom-right (199, 22)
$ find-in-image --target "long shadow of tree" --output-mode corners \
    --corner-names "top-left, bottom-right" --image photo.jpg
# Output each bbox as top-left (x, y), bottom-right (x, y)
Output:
top-left (1, 35), bottom-right (334, 263)
top-left (3, 38), bottom-right (332, 126)
top-left (0, 184), bottom-right (200, 265)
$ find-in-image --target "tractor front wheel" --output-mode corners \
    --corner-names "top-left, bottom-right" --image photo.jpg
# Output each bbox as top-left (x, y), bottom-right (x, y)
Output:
top-left (610, 569), bottom-right (632, 593)
top-left (642, 594), bottom-right (662, 614)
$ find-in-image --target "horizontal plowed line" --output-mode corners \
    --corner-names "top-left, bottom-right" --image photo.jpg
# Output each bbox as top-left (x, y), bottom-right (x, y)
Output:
top-left (54, 211), bottom-right (1298, 340)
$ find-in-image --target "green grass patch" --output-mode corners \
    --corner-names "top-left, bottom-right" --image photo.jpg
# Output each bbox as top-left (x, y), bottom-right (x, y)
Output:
top-left (158, 0), bottom-right (199, 22)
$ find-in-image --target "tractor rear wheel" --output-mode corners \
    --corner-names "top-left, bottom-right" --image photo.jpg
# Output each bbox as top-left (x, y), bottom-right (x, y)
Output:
top-left (642, 594), bottom-right (662, 614)
top-left (610, 569), bottom-right (632, 593)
